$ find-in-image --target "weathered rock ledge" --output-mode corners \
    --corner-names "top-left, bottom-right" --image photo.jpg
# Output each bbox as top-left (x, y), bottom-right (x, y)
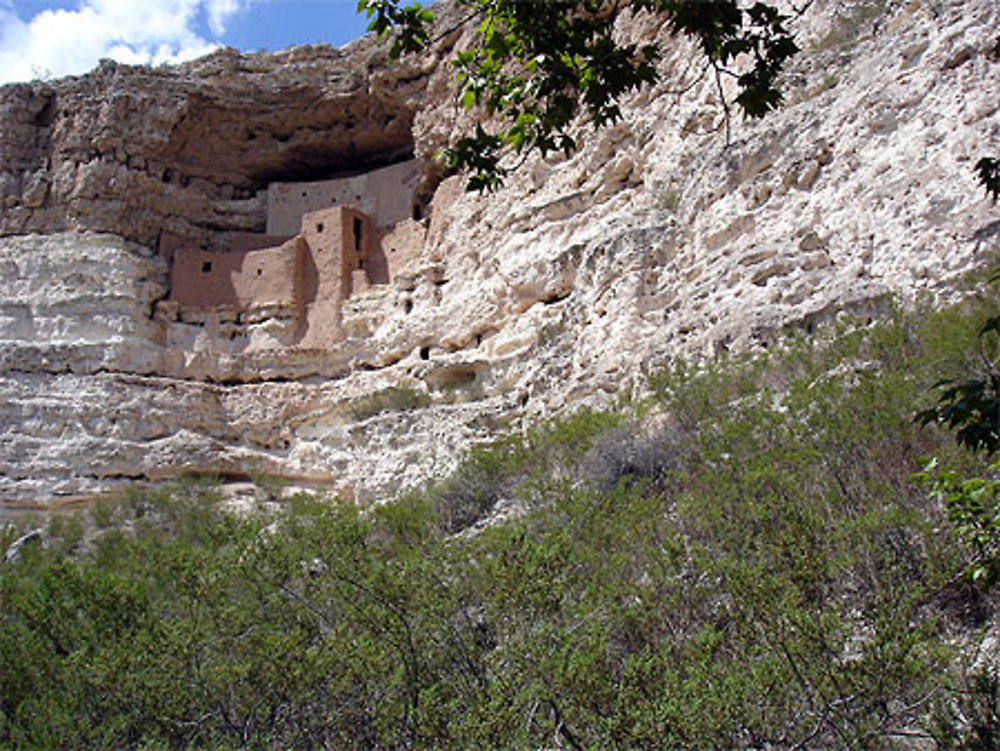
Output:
top-left (1, 0), bottom-right (998, 507)
top-left (0, 31), bottom-right (447, 247)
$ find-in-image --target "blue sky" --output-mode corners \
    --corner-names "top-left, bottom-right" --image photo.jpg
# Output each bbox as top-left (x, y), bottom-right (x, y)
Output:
top-left (222, 1), bottom-right (371, 52)
top-left (0, 0), bottom-right (373, 84)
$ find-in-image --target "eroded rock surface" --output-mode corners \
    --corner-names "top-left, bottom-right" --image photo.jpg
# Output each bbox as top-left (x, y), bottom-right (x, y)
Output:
top-left (1, 0), bottom-right (998, 507)
top-left (0, 36), bottom-right (441, 246)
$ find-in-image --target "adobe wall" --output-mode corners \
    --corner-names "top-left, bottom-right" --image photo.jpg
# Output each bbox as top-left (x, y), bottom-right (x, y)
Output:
top-left (227, 231), bottom-right (294, 253)
top-left (159, 231), bottom-right (293, 262)
top-left (165, 174), bottom-right (428, 350)
top-left (367, 175), bottom-right (460, 282)
top-left (375, 219), bottom-right (426, 281)
top-left (295, 205), bottom-right (373, 348)
top-left (298, 205), bottom-right (371, 298)
top-left (170, 237), bottom-right (303, 309)
top-left (266, 159), bottom-right (419, 235)
top-left (158, 231), bottom-right (200, 263)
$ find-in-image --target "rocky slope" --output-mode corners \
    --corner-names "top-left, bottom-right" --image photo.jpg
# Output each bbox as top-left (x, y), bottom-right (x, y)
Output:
top-left (1, 0), bottom-right (998, 508)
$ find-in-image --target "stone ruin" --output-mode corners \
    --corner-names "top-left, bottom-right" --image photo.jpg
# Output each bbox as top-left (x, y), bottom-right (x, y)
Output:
top-left (155, 160), bottom-right (427, 348)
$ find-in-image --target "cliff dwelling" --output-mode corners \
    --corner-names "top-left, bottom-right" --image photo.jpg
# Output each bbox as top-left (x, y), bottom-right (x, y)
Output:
top-left (157, 159), bottom-right (426, 348)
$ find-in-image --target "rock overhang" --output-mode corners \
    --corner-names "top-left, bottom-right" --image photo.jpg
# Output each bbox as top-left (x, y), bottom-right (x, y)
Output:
top-left (0, 41), bottom-right (431, 245)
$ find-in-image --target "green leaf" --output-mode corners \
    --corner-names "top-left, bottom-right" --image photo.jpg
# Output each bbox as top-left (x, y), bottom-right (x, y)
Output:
top-left (976, 157), bottom-right (1000, 203)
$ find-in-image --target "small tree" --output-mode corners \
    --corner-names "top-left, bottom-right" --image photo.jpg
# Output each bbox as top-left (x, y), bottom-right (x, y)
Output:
top-left (976, 157), bottom-right (1000, 203)
top-left (358, 0), bottom-right (798, 190)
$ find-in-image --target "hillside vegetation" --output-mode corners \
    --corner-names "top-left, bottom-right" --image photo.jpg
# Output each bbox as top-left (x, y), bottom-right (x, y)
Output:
top-left (4, 295), bottom-right (1000, 750)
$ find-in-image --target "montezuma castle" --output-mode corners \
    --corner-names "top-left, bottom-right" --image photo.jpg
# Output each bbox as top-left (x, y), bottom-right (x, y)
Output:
top-left (155, 159), bottom-right (441, 349)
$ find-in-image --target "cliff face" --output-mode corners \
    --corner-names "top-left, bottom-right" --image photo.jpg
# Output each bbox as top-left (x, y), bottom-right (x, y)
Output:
top-left (1, 0), bottom-right (998, 507)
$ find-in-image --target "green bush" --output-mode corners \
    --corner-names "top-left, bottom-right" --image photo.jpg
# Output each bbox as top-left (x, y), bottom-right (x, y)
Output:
top-left (3, 301), bottom-right (1000, 748)
top-left (346, 385), bottom-right (431, 421)
top-left (429, 408), bottom-right (622, 531)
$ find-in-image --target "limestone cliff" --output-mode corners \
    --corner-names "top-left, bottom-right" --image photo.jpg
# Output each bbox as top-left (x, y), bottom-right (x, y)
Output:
top-left (1, 0), bottom-right (998, 507)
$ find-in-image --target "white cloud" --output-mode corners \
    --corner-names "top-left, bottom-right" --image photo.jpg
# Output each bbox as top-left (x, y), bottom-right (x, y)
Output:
top-left (206, 0), bottom-right (241, 37)
top-left (0, 0), bottom-right (251, 84)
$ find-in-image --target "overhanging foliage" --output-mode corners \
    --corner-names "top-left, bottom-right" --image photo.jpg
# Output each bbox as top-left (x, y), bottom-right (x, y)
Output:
top-left (359, 0), bottom-right (798, 190)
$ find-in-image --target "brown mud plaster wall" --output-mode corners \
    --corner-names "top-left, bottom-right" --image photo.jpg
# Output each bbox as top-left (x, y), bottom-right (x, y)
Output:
top-left (168, 205), bottom-right (372, 304)
top-left (158, 231), bottom-right (296, 265)
top-left (377, 219), bottom-right (426, 281)
top-left (266, 159), bottom-right (420, 235)
top-left (161, 152), bottom-right (447, 351)
top-left (297, 205), bottom-right (373, 348)
top-left (299, 206), bottom-right (372, 299)
top-left (166, 205), bottom-right (377, 348)
top-left (170, 238), bottom-right (304, 309)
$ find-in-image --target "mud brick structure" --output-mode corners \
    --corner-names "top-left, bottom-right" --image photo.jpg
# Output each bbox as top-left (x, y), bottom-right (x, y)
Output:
top-left (163, 160), bottom-right (427, 347)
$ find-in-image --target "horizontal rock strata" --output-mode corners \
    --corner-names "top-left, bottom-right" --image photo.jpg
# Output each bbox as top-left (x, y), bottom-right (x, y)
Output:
top-left (1, 0), bottom-right (998, 507)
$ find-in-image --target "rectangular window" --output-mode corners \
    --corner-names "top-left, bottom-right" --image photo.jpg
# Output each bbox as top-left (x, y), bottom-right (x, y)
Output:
top-left (353, 217), bottom-right (363, 253)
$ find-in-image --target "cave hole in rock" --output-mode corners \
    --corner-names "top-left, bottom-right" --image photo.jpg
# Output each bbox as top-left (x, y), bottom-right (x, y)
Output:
top-left (249, 145), bottom-right (419, 190)
top-left (34, 96), bottom-right (57, 127)
top-left (316, 222), bottom-right (324, 233)
top-left (420, 345), bottom-right (430, 360)
top-left (404, 299), bottom-right (413, 314)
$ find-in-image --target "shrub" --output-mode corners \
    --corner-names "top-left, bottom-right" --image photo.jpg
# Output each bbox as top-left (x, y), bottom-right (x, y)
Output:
top-left (430, 408), bottom-right (623, 531)
top-left (346, 385), bottom-right (431, 421)
top-left (3, 300), bottom-right (1000, 749)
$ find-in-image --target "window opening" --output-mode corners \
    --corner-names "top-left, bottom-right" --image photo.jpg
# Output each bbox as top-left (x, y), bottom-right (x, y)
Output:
top-left (316, 222), bottom-right (324, 233)
top-left (201, 261), bottom-right (212, 273)
top-left (256, 268), bottom-right (263, 276)
top-left (353, 217), bottom-right (363, 253)
top-left (412, 204), bottom-right (423, 221)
